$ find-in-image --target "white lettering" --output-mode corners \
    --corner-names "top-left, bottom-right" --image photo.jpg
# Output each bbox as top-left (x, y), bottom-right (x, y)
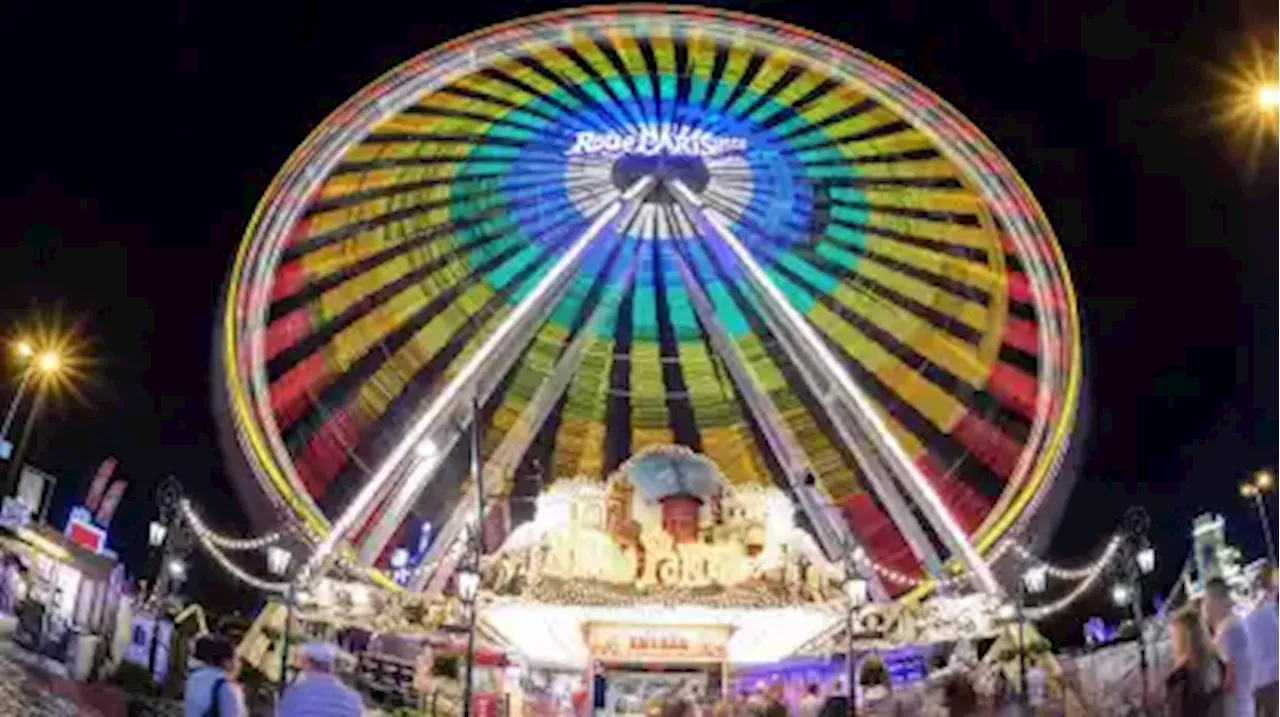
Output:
top-left (564, 124), bottom-right (748, 158)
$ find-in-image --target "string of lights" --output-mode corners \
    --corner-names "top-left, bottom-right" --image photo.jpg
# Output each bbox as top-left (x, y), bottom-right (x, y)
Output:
top-left (1024, 535), bottom-right (1125, 620)
top-left (179, 483), bottom-right (1126, 619)
top-left (1003, 539), bottom-right (1117, 580)
top-left (179, 499), bottom-right (281, 550)
top-left (182, 500), bottom-right (290, 593)
top-left (848, 530), bottom-right (1125, 592)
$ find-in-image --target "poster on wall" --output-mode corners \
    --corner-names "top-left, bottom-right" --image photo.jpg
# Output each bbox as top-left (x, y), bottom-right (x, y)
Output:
top-left (15, 465), bottom-right (54, 516)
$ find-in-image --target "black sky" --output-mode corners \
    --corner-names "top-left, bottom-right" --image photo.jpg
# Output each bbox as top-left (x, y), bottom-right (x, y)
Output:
top-left (0, 0), bottom-right (1275, 634)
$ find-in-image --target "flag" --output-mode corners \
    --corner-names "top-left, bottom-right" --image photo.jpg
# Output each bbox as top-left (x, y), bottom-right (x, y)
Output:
top-left (95, 479), bottom-right (128, 527)
top-left (85, 457), bottom-right (118, 512)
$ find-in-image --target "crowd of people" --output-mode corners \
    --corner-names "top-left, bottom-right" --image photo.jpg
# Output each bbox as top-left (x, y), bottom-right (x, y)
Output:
top-left (183, 636), bottom-right (363, 717)
top-left (1166, 568), bottom-right (1278, 717)
top-left (177, 565), bottom-right (1277, 716)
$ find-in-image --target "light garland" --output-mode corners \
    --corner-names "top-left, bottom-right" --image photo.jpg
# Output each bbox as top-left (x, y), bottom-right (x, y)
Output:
top-left (179, 499), bottom-right (281, 550)
top-left (1024, 535), bottom-right (1124, 620)
top-left (844, 530), bottom-right (1125, 597)
top-left (182, 499), bottom-right (290, 593)
top-left (1003, 538), bottom-right (1119, 580)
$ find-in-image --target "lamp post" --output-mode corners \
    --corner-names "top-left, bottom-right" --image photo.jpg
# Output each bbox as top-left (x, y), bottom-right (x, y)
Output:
top-left (145, 518), bottom-right (170, 679)
top-left (1113, 507), bottom-right (1155, 715)
top-left (458, 554), bottom-right (481, 717)
top-left (0, 342), bottom-right (38, 445)
top-left (2, 343), bottom-right (63, 491)
top-left (458, 391), bottom-right (485, 717)
top-left (842, 573), bottom-right (868, 717)
top-left (266, 545), bottom-right (294, 692)
top-left (1240, 471), bottom-right (1276, 565)
top-left (1018, 564), bottom-right (1047, 703)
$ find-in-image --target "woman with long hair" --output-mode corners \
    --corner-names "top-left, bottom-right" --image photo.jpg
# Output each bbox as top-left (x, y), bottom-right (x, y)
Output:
top-left (1166, 606), bottom-right (1225, 717)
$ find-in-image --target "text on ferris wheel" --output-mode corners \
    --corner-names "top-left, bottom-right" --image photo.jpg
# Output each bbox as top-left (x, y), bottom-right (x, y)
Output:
top-left (565, 125), bottom-right (748, 158)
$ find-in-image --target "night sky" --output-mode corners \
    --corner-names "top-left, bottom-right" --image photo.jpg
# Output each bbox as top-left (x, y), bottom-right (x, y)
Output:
top-left (0, 1), bottom-right (1275, 638)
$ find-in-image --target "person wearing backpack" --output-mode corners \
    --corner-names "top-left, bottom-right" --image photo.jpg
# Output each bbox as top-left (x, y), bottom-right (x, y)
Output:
top-left (184, 634), bottom-right (247, 717)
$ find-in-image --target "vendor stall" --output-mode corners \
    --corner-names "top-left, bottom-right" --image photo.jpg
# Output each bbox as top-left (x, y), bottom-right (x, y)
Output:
top-left (1, 523), bottom-right (115, 628)
top-left (472, 449), bottom-right (850, 715)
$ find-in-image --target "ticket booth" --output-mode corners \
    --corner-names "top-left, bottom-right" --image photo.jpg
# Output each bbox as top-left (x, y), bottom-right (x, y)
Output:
top-left (585, 623), bottom-right (730, 715)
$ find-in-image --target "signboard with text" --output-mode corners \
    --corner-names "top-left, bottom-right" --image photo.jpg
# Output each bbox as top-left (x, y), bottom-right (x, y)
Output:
top-left (585, 623), bottom-right (730, 663)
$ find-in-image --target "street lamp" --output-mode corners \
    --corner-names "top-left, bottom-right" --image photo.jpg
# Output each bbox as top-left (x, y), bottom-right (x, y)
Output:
top-left (266, 545), bottom-right (295, 691)
top-left (1260, 85), bottom-right (1280, 110)
top-left (1, 342), bottom-right (61, 455)
top-left (458, 557), bottom-right (481, 717)
top-left (166, 558), bottom-right (188, 583)
top-left (2, 342), bottom-right (70, 496)
top-left (1017, 565), bottom-right (1047, 703)
top-left (148, 520), bottom-right (169, 549)
top-left (843, 574), bottom-right (868, 716)
top-left (1115, 508), bottom-right (1154, 715)
top-left (1240, 470), bottom-right (1276, 565)
top-left (1111, 582), bottom-right (1133, 607)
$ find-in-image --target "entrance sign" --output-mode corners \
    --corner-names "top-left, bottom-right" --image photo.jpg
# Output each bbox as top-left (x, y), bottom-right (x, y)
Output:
top-left (566, 125), bottom-right (747, 158)
top-left (586, 623), bottom-right (730, 663)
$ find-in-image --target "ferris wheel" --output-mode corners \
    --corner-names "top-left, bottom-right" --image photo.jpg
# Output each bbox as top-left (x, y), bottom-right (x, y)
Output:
top-left (217, 5), bottom-right (1081, 598)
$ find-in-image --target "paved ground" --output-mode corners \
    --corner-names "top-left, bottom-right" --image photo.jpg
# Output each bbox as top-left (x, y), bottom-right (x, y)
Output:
top-left (0, 645), bottom-right (137, 717)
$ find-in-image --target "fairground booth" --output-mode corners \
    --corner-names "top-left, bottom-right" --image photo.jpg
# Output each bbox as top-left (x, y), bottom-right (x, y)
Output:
top-left (473, 449), bottom-right (848, 713)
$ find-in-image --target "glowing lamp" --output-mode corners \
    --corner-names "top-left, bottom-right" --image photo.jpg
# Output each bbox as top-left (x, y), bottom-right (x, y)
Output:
top-left (1259, 85), bottom-right (1280, 109)
top-left (458, 567), bottom-right (480, 603)
top-left (1110, 583), bottom-right (1132, 607)
top-left (1136, 546), bottom-right (1155, 575)
top-left (14, 341), bottom-right (34, 359)
top-left (843, 576), bottom-right (868, 607)
top-left (1022, 565), bottom-right (1048, 595)
top-left (390, 548), bottom-right (410, 569)
top-left (415, 439), bottom-right (439, 461)
top-left (148, 520), bottom-right (168, 548)
top-left (1242, 483), bottom-right (1259, 498)
top-left (167, 558), bottom-right (188, 581)
top-left (266, 545), bottom-right (292, 576)
top-left (1256, 471), bottom-right (1274, 491)
top-left (37, 352), bottom-right (59, 373)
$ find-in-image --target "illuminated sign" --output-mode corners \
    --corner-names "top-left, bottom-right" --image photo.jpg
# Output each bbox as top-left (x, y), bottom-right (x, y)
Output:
top-left (566, 125), bottom-right (747, 158)
top-left (538, 522), bottom-right (758, 589)
top-left (483, 472), bottom-right (848, 605)
top-left (585, 623), bottom-right (730, 663)
top-left (64, 505), bottom-right (107, 554)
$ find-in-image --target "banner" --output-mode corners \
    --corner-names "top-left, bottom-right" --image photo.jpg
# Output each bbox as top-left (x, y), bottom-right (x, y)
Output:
top-left (84, 457), bottom-right (118, 513)
top-left (95, 479), bottom-right (128, 528)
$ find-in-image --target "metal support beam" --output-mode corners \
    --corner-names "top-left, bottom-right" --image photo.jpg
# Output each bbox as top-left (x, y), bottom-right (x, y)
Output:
top-left (299, 177), bottom-right (656, 580)
top-left (669, 246), bottom-right (889, 601)
top-left (668, 179), bottom-right (999, 594)
top-left (409, 259), bottom-right (642, 594)
top-left (670, 201), bottom-right (944, 581)
top-left (354, 179), bottom-right (655, 565)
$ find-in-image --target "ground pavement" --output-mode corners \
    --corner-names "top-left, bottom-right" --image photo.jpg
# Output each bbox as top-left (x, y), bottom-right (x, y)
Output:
top-left (0, 647), bottom-right (127, 717)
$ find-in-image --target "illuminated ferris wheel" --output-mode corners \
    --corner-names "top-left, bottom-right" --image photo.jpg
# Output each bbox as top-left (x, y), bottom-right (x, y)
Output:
top-left (217, 5), bottom-right (1081, 598)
